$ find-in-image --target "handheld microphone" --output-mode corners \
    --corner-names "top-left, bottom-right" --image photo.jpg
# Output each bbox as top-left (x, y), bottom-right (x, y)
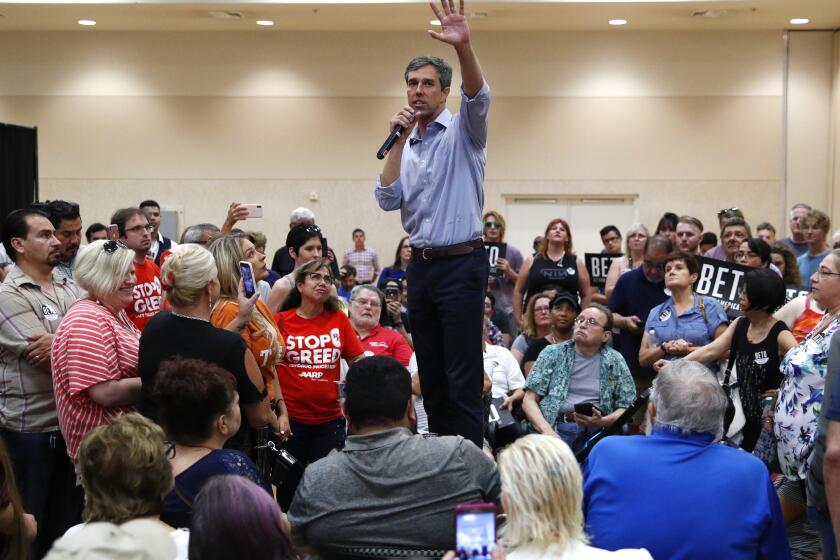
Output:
top-left (376, 125), bottom-right (405, 160)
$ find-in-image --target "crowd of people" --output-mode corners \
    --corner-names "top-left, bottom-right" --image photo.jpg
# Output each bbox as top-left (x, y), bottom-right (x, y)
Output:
top-left (3, 1), bottom-right (840, 559)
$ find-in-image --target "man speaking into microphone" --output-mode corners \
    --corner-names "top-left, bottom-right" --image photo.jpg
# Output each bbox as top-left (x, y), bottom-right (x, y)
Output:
top-left (375, 0), bottom-right (490, 447)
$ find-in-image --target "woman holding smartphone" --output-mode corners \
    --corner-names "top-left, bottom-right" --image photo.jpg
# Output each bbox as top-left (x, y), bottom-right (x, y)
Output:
top-left (208, 235), bottom-right (288, 423)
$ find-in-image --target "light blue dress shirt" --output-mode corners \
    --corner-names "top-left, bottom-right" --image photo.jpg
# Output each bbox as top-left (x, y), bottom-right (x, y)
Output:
top-left (375, 82), bottom-right (490, 248)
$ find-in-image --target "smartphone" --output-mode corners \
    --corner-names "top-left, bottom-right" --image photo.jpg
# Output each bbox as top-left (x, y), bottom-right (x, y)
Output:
top-left (241, 204), bottom-right (263, 218)
top-left (573, 403), bottom-right (602, 416)
top-left (454, 503), bottom-right (496, 560)
top-left (239, 261), bottom-right (257, 298)
top-left (106, 224), bottom-right (119, 241)
top-left (384, 286), bottom-right (400, 301)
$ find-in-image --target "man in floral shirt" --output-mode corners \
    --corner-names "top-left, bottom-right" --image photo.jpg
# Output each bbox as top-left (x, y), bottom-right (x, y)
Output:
top-left (521, 303), bottom-right (636, 453)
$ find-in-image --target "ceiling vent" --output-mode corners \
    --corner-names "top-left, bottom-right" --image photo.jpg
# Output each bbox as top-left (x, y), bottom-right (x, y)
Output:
top-left (208, 11), bottom-right (243, 20)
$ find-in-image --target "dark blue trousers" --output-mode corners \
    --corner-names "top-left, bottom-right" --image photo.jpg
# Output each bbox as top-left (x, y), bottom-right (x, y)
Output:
top-left (407, 247), bottom-right (488, 447)
top-left (0, 429), bottom-right (83, 560)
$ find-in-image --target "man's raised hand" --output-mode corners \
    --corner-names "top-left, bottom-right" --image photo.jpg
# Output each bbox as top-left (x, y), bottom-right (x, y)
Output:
top-left (428, 0), bottom-right (470, 46)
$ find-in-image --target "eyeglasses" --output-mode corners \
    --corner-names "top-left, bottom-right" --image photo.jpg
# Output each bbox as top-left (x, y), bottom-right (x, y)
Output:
top-left (574, 316), bottom-right (604, 328)
top-left (164, 441), bottom-right (176, 460)
top-left (307, 272), bottom-right (333, 285)
top-left (125, 224), bottom-right (154, 234)
top-left (484, 222), bottom-right (499, 229)
top-left (103, 239), bottom-right (128, 254)
top-left (352, 297), bottom-right (381, 308)
top-left (735, 251), bottom-right (759, 260)
top-left (717, 207), bottom-right (740, 217)
top-left (817, 268), bottom-right (840, 279)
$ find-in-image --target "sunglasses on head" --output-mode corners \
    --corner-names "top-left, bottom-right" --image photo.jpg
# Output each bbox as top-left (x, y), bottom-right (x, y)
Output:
top-left (717, 207), bottom-right (739, 217)
top-left (103, 239), bottom-right (128, 254)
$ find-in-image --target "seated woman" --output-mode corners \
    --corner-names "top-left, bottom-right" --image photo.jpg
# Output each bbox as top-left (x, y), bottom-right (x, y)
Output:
top-left (51, 239), bottom-right (142, 466)
top-left (139, 244), bottom-right (283, 443)
top-left (677, 269), bottom-right (796, 451)
top-left (490, 435), bottom-right (651, 559)
top-left (510, 292), bottom-right (554, 366)
top-left (74, 413), bottom-right (188, 558)
top-left (639, 252), bottom-right (728, 370)
top-left (155, 357), bottom-right (271, 526)
top-left (377, 236), bottom-right (410, 289)
top-left (190, 475), bottom-right (297, 560)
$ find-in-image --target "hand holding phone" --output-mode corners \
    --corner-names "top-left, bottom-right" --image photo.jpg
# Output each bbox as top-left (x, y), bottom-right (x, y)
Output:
top-left (241, 204), bottom-right (263, 218)
top-left (573, 403), bottom-right (602, 417)
top-left (239, 261), bottom-right (257, 299)
top-left (454, 503), bottom-right (496, 560)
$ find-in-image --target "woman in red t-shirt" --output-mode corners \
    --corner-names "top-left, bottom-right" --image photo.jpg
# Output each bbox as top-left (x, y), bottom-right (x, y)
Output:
top-left (276, 259), bottom-right (365, 465)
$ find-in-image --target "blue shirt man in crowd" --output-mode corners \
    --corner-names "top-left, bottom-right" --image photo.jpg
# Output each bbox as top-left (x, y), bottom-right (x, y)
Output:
top-left (583, 359), bottom-right (790, 560)
top-left (375, 0), bottom-right (490, 446)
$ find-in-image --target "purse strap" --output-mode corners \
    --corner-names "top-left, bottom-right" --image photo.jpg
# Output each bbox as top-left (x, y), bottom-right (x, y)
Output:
top-left (721, 318), bottom-right (746, 391)
top-left (172, 483), bottom-right (194, 510)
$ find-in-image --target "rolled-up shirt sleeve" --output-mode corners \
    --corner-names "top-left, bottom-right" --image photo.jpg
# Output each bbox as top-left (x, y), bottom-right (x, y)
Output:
top-left (375, 174), bottom-right (404, 211)
top-left (459, 81), bottom-right (491, 150)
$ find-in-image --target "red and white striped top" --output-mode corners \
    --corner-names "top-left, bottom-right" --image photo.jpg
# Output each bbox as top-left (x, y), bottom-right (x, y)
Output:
top-left (51, 298), bottom-right (140, 463)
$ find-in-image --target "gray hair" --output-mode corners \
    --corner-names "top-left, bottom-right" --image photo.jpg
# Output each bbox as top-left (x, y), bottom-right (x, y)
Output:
top-left (404, 56), bottom-right (453, 89)
top-left (350, 284), bottom-right (384, 308)
top-left (289, 207), bottom-right (316, 227)
top-left (651, 359), bottom-right (727, 439)
top-left (790, 202), bottom-right (812, 214)
top-left (180, 224), bottom-right (219, 245)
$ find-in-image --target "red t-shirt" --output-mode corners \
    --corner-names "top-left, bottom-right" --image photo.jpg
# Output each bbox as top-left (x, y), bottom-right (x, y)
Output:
top-left (359, 324), bottom-right (412, 367)
top-left (126, 258), bottom-right (162, 332)
top-left (276, 309), bottom-right (364, 424)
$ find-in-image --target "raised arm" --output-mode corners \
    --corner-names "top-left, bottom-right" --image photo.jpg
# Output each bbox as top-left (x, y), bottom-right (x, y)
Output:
top-left (428, 0), bottom-right (484, 96)
top-left (683, 318), bottom-right (738, 364)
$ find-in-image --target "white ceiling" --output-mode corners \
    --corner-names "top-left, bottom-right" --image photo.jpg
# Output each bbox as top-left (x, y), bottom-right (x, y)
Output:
top-left (0, 0), bottom-right (838, 32)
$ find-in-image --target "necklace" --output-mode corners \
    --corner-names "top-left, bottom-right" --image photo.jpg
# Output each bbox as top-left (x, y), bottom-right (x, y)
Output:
top-left (171, 311), bottom-right (209, 322)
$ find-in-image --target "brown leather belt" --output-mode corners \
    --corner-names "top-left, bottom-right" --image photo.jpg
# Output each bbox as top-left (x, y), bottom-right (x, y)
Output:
top-left (411, 239), bottom-right (484, 261)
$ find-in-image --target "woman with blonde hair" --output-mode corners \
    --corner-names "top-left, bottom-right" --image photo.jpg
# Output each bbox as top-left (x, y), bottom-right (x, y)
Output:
top-left (209, 235), bottom-right (286, 407)
top-left (510, 292), bottom-right (553, 366)
top-left (276, 259), bottom-right (365, 465)
top-left (604, 224), bottom-right (649, 300)
top-left (138, 243), bottom-right (285, 447)
top-left (70, 413), bottom-right (188, 558)
top-left (497, 435), bottom-right (651, 559)
top-left (513, 219), bottom-right (590, 328)
top-left (52, 240), bottom-right (142, 466)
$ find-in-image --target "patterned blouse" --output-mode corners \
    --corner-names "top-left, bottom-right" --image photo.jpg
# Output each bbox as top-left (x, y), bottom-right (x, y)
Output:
top-left (774, 314), bottom-right (840, 480)
top-left (525, 340), bottom-right (636, 427)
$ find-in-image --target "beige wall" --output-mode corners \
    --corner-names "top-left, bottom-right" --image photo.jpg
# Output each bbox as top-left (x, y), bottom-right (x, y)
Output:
top-left (0, 30), bottom-right (792, 257)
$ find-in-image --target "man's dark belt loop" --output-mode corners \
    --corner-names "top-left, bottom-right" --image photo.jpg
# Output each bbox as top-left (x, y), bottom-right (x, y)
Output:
top-left (411, 239), bottom-right (484, 261)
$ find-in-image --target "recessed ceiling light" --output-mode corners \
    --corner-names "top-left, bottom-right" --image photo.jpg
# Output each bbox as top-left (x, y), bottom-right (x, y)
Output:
top-left (430, 19), bottom-right (441, 26)
top-left (608, 19), bottom-right (627, 26)
top-left (77, 19), bottom-right (96, 26)
top-left (790, 18), bottom-right (810, 25)
top-left (256, 20), bottom-right (274, 26)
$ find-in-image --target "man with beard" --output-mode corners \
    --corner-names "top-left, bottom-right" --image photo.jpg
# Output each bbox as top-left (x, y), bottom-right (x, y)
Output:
top-left (110, 207), bottom-right (162, 331)
top-left (0, 208), bottom-right (85, 557)
top-left (675, 216), bottom-right (704, 255)
top-left (289, 356), bottom-right (499, 552)
top-left (42, 200), bottom-right (82, 281)
top-left (348, 285), bottom-right (412, 367)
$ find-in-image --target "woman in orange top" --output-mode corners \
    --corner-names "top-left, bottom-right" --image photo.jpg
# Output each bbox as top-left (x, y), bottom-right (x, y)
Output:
top-left (208, 234), bottom-right (290, 439)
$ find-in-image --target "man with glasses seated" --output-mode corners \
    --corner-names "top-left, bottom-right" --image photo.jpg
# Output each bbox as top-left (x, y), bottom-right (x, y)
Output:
top-left (110, 207), bottom-right (162, 331)
top-left (521, 303), bottom-right (635, 453)
top-left (348, 285), bottom-right (412, 367)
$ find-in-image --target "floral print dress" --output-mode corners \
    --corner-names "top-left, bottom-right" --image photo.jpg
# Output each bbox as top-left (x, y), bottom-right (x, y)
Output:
top-left (774, 314), bottom-right (840, 480)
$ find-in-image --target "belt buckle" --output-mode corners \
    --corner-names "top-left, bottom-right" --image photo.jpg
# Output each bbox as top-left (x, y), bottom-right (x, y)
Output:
top-left (421, 247), bottom-right (433, 261)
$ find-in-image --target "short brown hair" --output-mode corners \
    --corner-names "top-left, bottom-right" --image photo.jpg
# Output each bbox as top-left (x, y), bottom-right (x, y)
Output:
top-left (803, 210), bottom-right (831, 233)
top-left (663, 251), bottom-right (700, 276)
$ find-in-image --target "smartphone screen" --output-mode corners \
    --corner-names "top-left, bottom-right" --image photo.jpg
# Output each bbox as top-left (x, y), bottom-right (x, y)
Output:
top-left (239, 261), bottom-right (256, 298)
top-left (455, 509), bottom-right (495, 559)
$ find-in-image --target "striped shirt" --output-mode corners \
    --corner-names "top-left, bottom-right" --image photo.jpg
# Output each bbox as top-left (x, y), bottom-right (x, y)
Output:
top-left (51, 298), bottom-right (140, 463)
top-left (0, 267), bottom-right (82, 432)
top-left (342, 247), bottom-right (379, 284)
